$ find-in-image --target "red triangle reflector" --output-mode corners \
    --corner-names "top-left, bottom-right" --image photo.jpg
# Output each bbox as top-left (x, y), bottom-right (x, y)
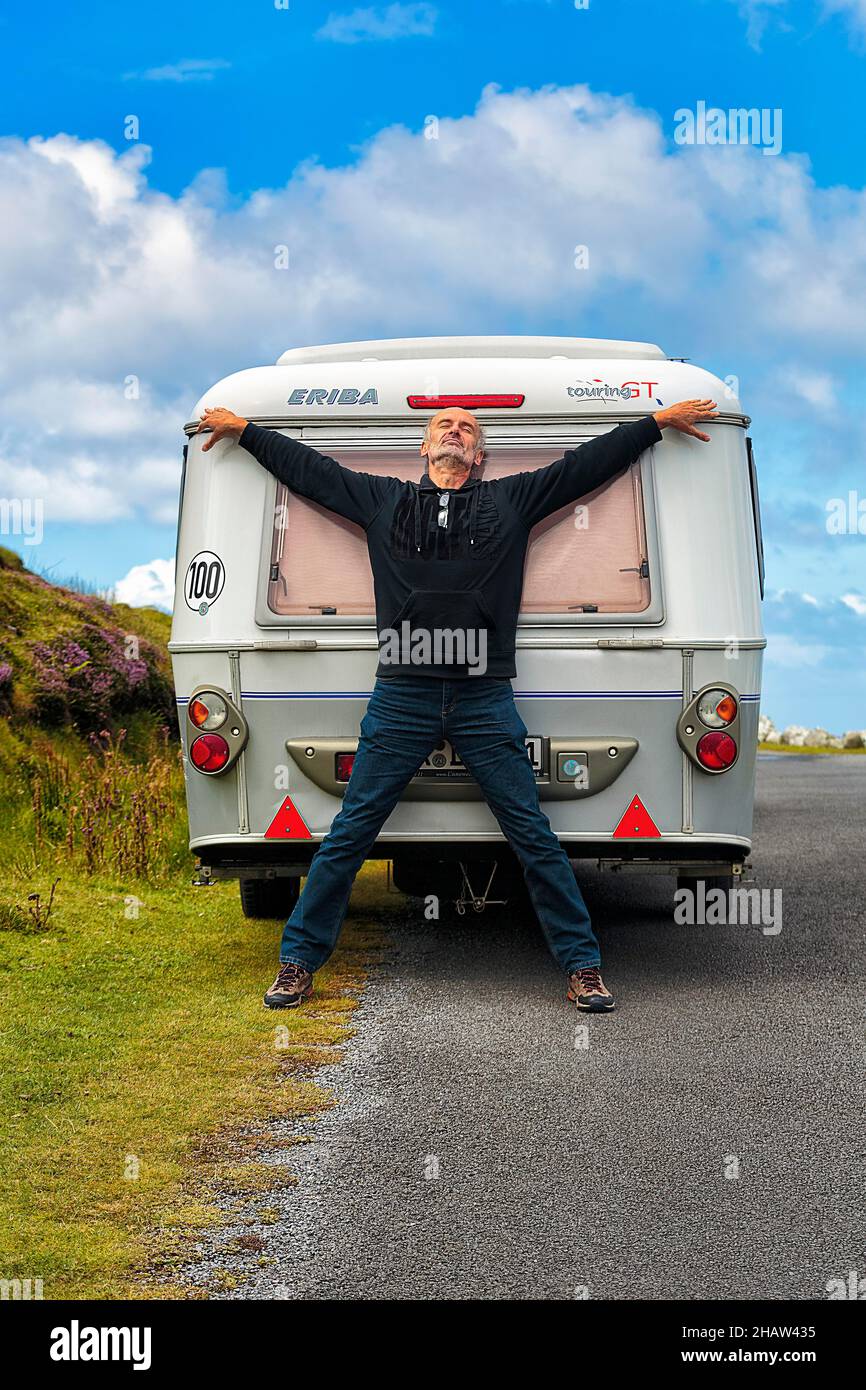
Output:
top-left (613, 795), bottom-right (660, 838)
top-left (265, 796), bottom-right (312, 840)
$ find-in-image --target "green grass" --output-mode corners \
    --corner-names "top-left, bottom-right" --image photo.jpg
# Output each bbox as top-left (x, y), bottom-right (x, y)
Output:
top-left (0, 861), bottom-right (393, 1299)
top-left (758, 742), bottom-right (865, 755)
top-left (0, 555), bottom-right (402, 1298)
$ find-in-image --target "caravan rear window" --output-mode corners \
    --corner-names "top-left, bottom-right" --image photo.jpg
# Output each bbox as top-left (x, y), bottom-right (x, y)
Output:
top-left (266, 444), bottom-right (651, 617)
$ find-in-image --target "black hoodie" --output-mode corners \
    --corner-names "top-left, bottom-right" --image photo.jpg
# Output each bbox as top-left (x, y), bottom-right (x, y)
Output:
top-left (239, 414), bottom-right (662, 679)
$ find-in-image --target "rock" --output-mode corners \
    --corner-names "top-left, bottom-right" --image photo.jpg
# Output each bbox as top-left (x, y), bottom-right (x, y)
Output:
top-left (760, 720), bottom-right (860, 749)
top-left (780, 725), bottom-right (810, 746)
top-left (805, 727), bottom-right (842, 748)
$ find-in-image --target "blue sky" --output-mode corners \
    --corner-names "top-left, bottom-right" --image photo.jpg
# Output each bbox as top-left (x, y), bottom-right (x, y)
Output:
top-left (1, 0), bottom-right (864, 728)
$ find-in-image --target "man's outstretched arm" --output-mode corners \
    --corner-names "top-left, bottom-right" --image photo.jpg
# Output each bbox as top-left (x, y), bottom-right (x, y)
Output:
top-left (194, 407), bottom-right (394, 529)
top-left (497, 399), bottom-right (720, 528)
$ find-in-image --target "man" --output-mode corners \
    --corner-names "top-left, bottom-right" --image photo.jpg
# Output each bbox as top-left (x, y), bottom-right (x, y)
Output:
top-left (196, 395), bottom-right (718, 1013)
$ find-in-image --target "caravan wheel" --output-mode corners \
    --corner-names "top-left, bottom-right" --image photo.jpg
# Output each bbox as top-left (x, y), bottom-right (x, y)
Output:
top-left (239, 876), bottom-right (301, 920)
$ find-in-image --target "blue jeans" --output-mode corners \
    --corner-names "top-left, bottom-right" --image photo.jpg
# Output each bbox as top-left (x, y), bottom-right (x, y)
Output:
top-left (279, 674), bottom-right (600, 975)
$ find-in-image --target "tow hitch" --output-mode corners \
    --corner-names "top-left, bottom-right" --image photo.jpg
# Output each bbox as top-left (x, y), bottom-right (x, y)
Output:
top-left (454, 860), bottom-right (508, 915)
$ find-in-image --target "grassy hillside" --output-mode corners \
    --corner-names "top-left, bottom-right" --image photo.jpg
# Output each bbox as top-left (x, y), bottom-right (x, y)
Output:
top-left (0, 545), bottom-right (186, 884)
top-left (0, 549), bottom-right (381, 1298)
top-left (0, 544), bottom-right (173, 730)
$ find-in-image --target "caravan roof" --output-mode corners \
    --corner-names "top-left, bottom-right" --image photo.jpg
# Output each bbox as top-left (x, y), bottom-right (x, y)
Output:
top-left (187, 336), bottom-right (744, 430)
top-left (275, 336), bottom-right (668, 365)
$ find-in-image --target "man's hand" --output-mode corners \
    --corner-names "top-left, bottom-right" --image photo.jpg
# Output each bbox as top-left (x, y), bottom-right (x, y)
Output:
top-left (195, 406), bottom-right (249, 452)
top-left (653, 399), bottom-right (719, 443)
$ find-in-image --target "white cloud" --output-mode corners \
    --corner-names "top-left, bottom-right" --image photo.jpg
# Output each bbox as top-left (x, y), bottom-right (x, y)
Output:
top-left (822, 0), bottom-right (866, 39)
top-left (772, 369), bottom-right (838, 412)
top-left (765, 588), bottom-right (830, 609)
top-left (0, 451), bottom-right (134, 523)
top-left (27, 132), bottom-right (149, 216)
top-left (4, 378), bottom-right (182, 440)
top-left (114, 558), bottom-right (176, 610)
top-left (734, 0), bottom-right (866, 44)
top-left (734, 0), bottom-right (791, 49)
top-left (125, 58), bottom-right (231, 83)
top-left (2, 85), bottom-right (866, 538)
top-left (764, 633), bottom-right (833, 666)
top-left (761, 592), bottom-right (866, 683)
top-left (316, 3), bottom-right (437, 43)
top-left (765, 587), bottom-right (842, 606)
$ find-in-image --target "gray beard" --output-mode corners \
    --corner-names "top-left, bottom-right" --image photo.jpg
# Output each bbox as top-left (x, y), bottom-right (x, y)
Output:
top-left (431, 446), bottom-right (472, 473)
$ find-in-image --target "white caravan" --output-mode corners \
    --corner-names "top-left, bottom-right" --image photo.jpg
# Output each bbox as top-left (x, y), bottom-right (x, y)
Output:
top-left (170, 337), bottom-right (765, 917)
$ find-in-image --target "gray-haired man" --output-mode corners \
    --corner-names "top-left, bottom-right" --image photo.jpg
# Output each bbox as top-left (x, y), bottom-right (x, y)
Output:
top-left (196, 398), bottom-right (718, 1011)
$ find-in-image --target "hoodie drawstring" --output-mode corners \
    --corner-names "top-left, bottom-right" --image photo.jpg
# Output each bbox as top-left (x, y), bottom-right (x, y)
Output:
top-left (468, 484), bottom-right (479, 546)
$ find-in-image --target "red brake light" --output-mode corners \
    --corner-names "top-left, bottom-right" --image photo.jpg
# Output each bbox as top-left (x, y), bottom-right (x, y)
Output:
top-left (335, 753), bottom-right (355, 782)
top-left (190, 733), bottom-right (230, 772)
top-left (696, 732), bottom-right (737, 771)
top-left (406, 394), bottom-right (525, 409)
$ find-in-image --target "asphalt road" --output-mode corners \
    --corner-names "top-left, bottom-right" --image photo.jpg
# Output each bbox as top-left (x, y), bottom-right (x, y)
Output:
top-left (182, 755), bottom-right (866, 1300)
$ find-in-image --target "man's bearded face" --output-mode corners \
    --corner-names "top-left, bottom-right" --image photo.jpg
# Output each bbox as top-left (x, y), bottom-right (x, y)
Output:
top-left (425, 411), bottom-right (482, 471)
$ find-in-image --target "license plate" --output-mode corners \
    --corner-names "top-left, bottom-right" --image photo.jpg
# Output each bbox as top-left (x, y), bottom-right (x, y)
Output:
top-left (417, 736), bottom-right (543, 778)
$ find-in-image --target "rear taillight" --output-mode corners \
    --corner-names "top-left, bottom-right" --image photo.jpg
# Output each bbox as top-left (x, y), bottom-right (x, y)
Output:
top-left (678, 683), bottom-right (741, 773)
top-left (189, 690), bottom-right (228, 730)
top-left (186, 685), bottom-right (249, 774)
top-left (190, 733), bottom-right (230, 773)
top-left (696, 688), bottom-right (738, 728)
top-left (335, 753), bottom-right (355, 782)
top-left (696, 732), bottom-right (737, 771)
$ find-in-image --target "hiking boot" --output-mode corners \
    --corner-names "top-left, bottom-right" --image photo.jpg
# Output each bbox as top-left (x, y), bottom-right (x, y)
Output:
top-left (264, 961), bottom-right (314, 1010)
top-left (567, 966), bottom-right (615, 1013)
